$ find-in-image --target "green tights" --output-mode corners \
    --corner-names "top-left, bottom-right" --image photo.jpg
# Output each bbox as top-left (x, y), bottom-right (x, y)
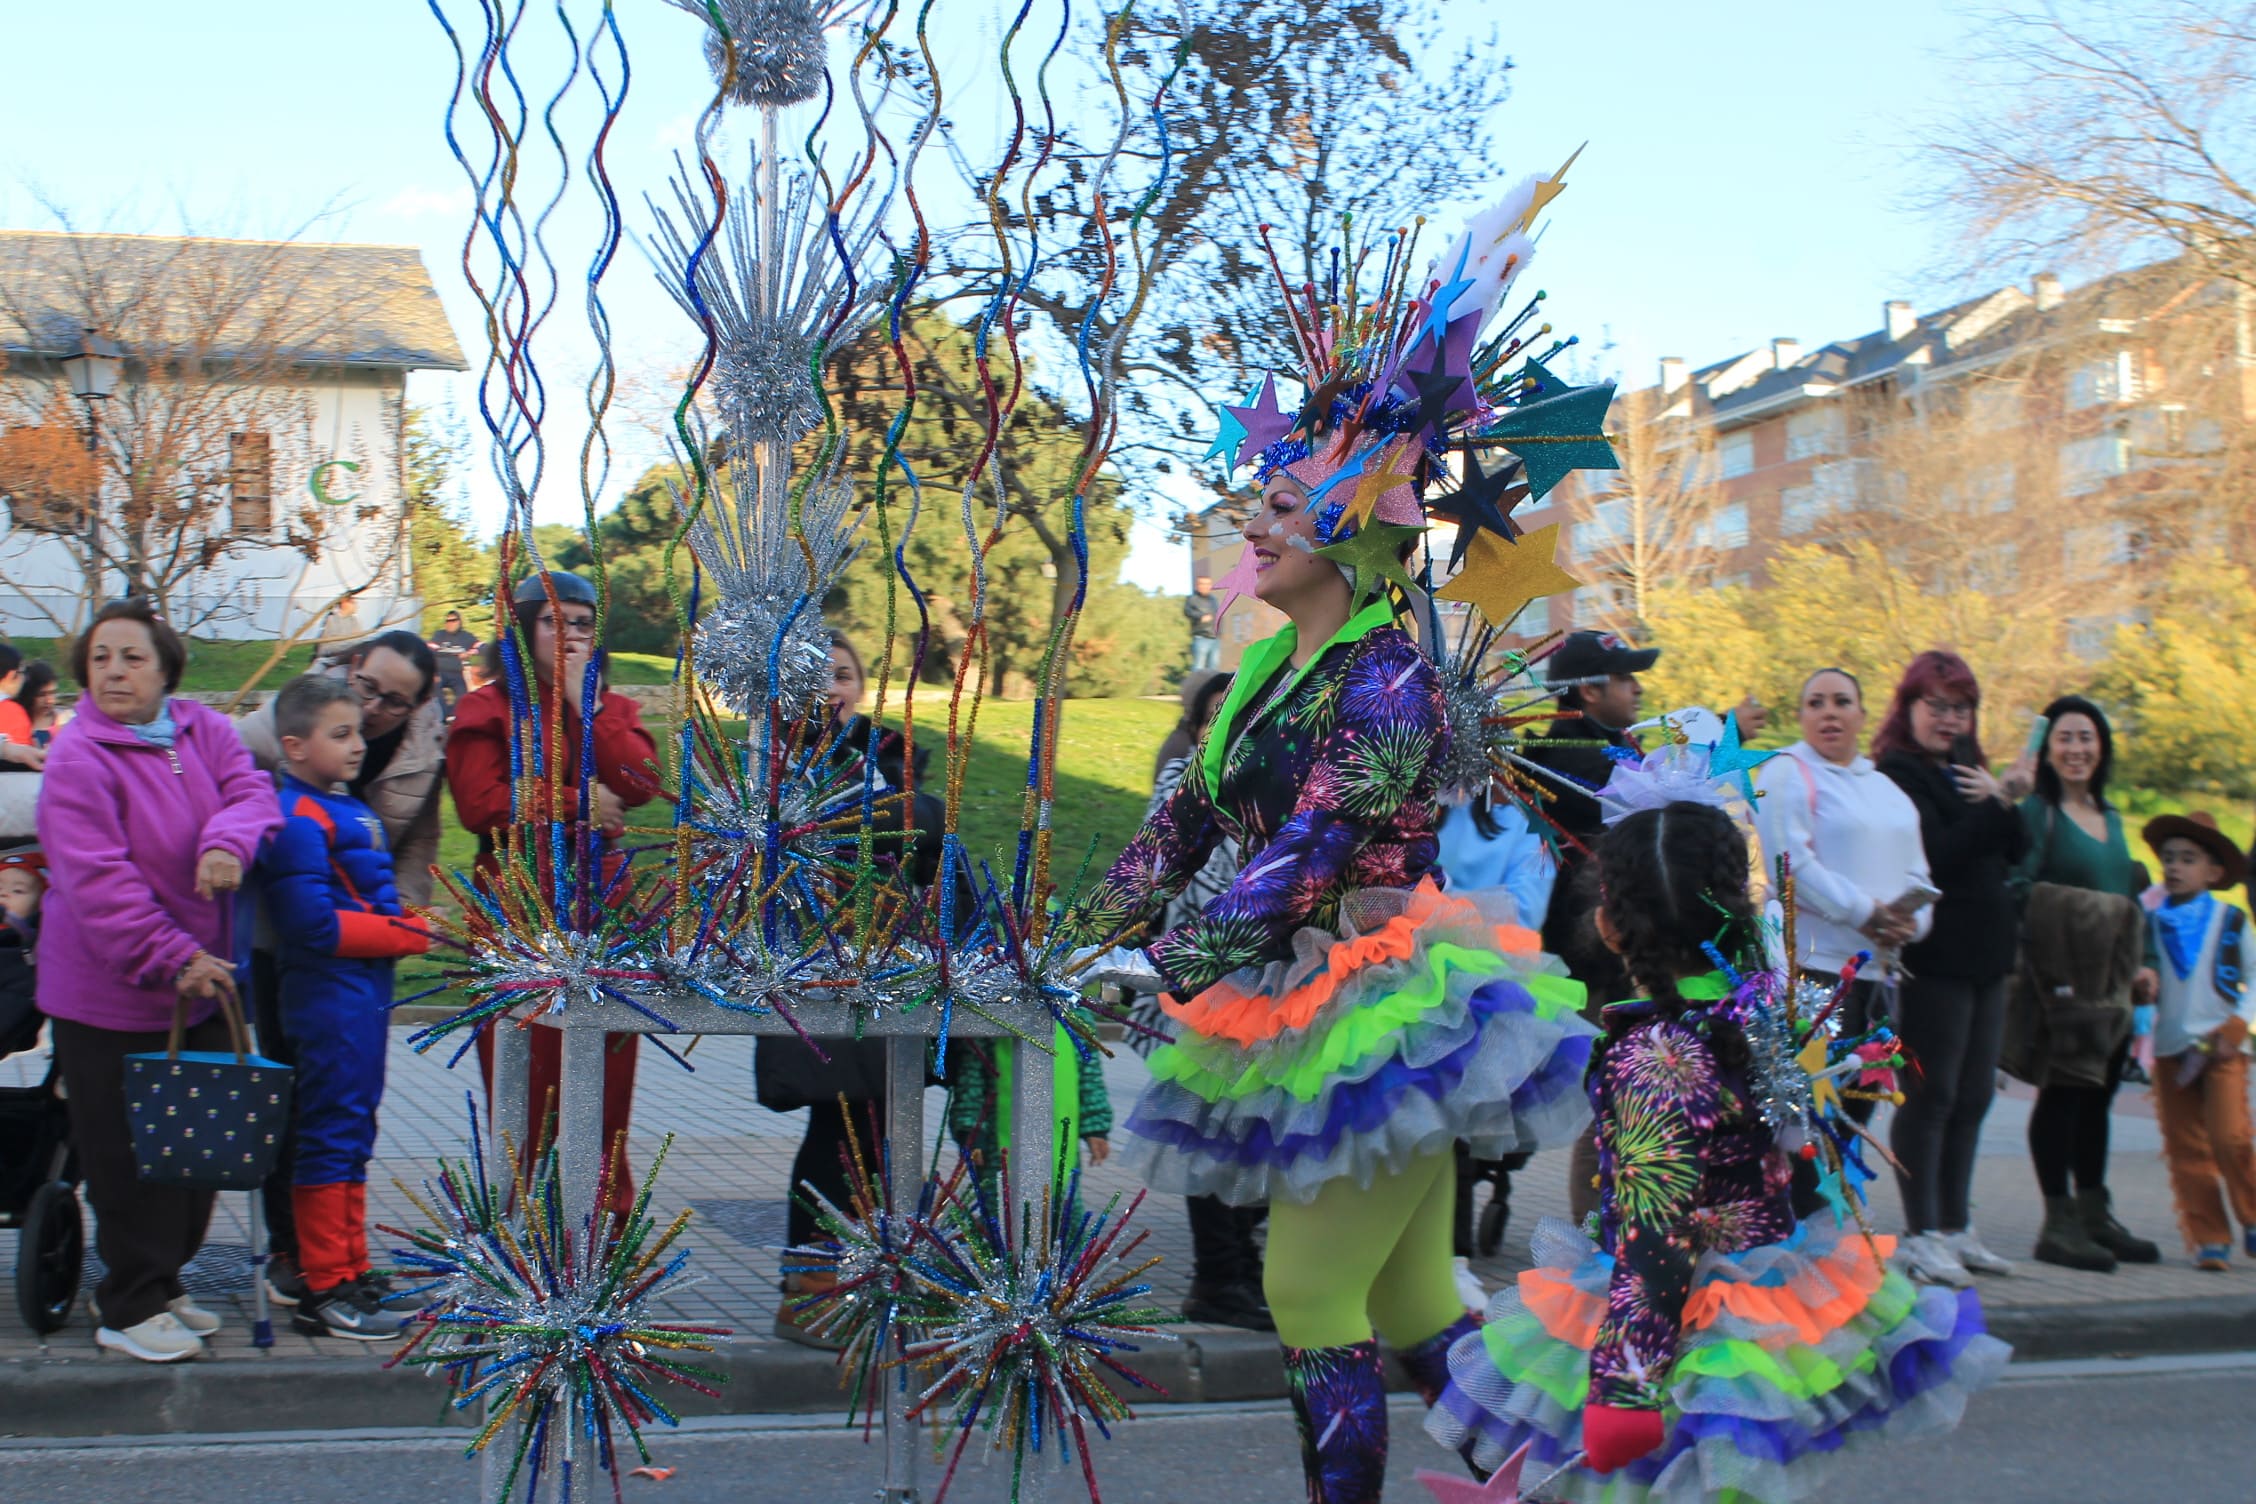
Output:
top-left (1262, 1148), bottom-right (1463, 1350)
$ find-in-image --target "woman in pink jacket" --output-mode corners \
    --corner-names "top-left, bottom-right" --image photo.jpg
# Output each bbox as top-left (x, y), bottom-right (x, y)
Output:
top-left (37, 600), bottom-right (281, 1364)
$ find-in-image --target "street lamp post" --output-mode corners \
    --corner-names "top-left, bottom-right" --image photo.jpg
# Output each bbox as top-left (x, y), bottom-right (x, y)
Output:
top-left (59, 329), bottom-right (123, 610)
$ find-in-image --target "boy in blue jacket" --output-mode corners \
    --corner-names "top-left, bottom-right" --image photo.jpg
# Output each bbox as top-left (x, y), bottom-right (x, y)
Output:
top-left (259, 676), bottom-right (430, 1339)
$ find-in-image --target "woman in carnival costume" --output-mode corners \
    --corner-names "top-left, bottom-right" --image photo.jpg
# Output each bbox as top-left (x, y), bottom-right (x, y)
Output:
top-left (1068, 183), bottom-right (1602, 1503)
top-left (1427, 791), bottom-right (2009, 1503)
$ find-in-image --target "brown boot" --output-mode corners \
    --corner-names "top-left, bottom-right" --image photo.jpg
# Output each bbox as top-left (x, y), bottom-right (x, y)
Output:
top-left (772, 1270), bottom-right (845, 1351)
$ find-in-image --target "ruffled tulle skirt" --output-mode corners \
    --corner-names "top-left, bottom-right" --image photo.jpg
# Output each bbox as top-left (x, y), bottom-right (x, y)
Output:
top-left (1426, 1217), bottom-right (2011, 1504)
top-left (1118, 882), bottom-right (1598, 1206)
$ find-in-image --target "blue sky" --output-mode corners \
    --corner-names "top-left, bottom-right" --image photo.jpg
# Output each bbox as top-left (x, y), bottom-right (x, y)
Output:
top-left (0, 0), bottom-right (1992, 590)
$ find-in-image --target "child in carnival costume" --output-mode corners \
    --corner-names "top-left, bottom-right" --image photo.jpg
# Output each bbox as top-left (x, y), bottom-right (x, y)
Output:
top-left (1067, 173), bottom-right (1610, 1503)
top-left (1426, 794), bottom-right (2009, 1502)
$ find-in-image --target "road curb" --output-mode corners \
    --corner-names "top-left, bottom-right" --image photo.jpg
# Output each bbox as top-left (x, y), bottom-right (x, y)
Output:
top-left (6, 1296), bottom-right (2254, 1439)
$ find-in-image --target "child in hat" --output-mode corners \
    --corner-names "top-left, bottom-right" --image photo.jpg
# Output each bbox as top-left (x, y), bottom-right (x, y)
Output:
top-left (2139, 811), bottom-right (2255, 1271)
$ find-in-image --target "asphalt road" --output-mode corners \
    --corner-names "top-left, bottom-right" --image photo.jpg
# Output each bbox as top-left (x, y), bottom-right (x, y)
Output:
top-left (5, 1351), bottom-right (2249, 1504)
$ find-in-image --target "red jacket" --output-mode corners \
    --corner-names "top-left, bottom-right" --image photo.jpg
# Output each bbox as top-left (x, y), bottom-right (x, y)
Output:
top-left (445, 681), bottom-right (665, 882)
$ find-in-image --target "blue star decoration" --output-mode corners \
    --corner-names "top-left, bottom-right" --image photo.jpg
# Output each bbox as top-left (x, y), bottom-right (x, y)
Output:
top-left (1479, 357), bottom-right (1620, 501)
top-left (1707, 711), bottom-right (1776, 802)
top-left (1204, 379), bottom-right (1259, 473)
top-left (1421, 240), bottom-right (1478, 352)
top-left (1813, 1160), bottom-right (1853, 1227)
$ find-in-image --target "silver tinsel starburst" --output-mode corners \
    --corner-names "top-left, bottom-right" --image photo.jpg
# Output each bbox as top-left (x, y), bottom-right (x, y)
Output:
top-left (669, 0), bottom-right (852, 109)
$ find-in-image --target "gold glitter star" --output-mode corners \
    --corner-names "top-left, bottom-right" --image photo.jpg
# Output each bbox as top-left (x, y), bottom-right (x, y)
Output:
top-left (1434, 522), bottom-right (1579, 627)
top-left (1512, 143), bottom-right (1585, 235)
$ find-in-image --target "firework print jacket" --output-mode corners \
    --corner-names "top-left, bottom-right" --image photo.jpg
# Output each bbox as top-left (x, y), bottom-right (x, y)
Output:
top-left (1068, 600), bottom-right (1446, 998)
top-left (1588, 975), bottom-right (1794, 1410)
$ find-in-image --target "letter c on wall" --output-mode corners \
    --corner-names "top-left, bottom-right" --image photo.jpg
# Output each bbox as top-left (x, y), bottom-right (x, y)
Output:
top-left (309, 459), bottom-right (361, 506)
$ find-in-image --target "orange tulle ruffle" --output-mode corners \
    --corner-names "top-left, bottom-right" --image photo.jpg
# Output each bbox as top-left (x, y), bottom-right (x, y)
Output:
top-left (1159, 880), bottom-right (1541, 1048)
top-left (1517, 1232), bottom-right (1898, 1351)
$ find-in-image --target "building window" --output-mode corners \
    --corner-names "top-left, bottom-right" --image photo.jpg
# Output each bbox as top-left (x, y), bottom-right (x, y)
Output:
top-left (1578, 495), bottom-right (1628, 551)
top-left (231, 431), bottom-right (273, 535)
top-left (1965, 381), bottom-right (2024, 430)
top-left (1783, 407), bottom-right (1841, 461)
top-left (1718, 429), bottom-right (1755, 479)
top-left (2062, 521), bottom-right (2136, 581)
top-left (2067, 614), bottom-right (2132, 661)
top-left (1966, 543), bottom-right (2018, 591)
top-left (1700, 500), bottom-right (1749, 549)
top-left (1778, 483), bottom-right (1825, 535)
top-left (2059, 433), bottom-right (2129, 495)
top-left (2067, 353), bottom-right (2139, 410)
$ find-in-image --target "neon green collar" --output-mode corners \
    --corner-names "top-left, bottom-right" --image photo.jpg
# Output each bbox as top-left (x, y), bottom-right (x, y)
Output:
top-left (1200, 599), bottom-right (1397, 793)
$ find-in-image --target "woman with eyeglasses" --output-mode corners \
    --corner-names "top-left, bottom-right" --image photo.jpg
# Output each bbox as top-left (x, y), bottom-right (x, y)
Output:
top-left (1872, 651), bottom-right (2033, 1289)
top-left (449, 571), bottom-right (664, 1220)
top-left (233, 627), bottom-right (447, 1305)
top-left (2009, 694), bottom-right (2163, 1273)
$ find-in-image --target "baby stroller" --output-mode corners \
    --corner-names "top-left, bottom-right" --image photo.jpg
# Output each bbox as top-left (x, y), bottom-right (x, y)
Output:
top-left (0, 1045), bottom-right (78, 1334)
top-left (0, 809), bottom-right (78, 1335)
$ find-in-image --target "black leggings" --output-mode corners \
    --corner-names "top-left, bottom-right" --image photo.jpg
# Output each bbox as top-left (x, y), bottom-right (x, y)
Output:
top-left (786, 1099), bottom-right (878, 1250)
top-left (2028, 1043), bottom-right (2127, 1198)
top-left (1890, 975), bottom-right (2008, 1232)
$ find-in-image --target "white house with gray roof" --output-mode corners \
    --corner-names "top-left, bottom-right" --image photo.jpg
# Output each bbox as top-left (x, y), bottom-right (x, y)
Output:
top-left (0, 231), bottom-right (465, 640)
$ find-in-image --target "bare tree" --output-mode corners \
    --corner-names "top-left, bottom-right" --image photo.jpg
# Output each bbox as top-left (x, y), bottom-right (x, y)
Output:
top-left (928, 0), bottom-right (1516, 492)
top-left (0, 226), bottom-right (406, 637)
top-left (1562, 385), bottom-right (1722, 635)
top-left (1925, 1), bottom-right (2256, 290)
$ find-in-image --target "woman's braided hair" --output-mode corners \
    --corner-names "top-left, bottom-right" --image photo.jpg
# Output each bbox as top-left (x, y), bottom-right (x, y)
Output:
top-left (1594, 801), bottom-right (1761, 1071)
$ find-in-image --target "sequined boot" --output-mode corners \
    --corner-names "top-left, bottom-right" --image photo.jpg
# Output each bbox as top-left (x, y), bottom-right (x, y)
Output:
top-left (1282, 1340), bottom-right (1388, 1504)
top-left (1394, 1312), bottom-right (1481, 1407)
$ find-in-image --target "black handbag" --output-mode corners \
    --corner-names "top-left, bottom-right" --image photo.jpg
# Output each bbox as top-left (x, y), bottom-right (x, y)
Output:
top-left (125, 985), bottom-right (293, 1190)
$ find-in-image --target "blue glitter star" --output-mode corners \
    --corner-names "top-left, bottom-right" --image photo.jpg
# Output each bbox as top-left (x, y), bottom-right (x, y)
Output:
top-left (1204, 380), bottom-right (1258, 474)
top-left (1421, 240), bottom-right (1477, 352)
top-left (1707, 711), bottom-right (1776, 803)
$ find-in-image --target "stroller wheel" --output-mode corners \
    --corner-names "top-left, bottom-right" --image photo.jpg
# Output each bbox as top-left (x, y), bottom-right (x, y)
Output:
top-left (15, 1180), bottom-right (83, 1335)
top-left (1477, 1191), bottom-right (1509, 1258)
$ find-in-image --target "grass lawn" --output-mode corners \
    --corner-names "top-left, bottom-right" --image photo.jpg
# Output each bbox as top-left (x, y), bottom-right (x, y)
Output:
top-left (12, 635), bottom-right (321, 697)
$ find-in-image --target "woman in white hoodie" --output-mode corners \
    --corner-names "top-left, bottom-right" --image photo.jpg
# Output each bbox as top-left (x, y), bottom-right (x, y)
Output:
top-left (1756, 669), bottom-right (2003, 1287)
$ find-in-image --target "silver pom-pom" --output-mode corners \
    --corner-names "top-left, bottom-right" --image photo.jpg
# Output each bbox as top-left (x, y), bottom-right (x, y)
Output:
top-left (671, 0), bottom-right (841, 109)
top-left (1435, 672), bottom-right (1508, 806)
top-left (713, 314), bottom-right (820, 446)
top-left (692, 590), bottom-right (835, 716)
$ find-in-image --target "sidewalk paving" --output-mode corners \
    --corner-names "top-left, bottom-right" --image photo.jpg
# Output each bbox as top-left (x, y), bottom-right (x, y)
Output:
top-left (3, 1029), bottom-right (2254, 1439)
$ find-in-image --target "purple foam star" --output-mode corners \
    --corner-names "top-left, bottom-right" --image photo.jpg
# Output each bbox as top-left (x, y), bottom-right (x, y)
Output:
top-left (1393, 311), bottom-right (1484, 420)
top-left (1226, 373), bottom-right (1296, 469)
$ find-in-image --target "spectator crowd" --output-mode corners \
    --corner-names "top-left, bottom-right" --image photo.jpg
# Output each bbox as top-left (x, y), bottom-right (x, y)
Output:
top-left (0, 601), bottom-right (2251, 1365)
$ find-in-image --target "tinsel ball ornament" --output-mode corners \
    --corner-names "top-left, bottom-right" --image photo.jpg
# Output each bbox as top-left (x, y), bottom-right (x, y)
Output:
top-left (713, 315), bottom-right (822, 446)
top-left (1434, 672), bottom-right (1511, 806)
top-left (693, 590), bottom-right (835, 717)
top-left (679, 0), bottom-right (833, 108)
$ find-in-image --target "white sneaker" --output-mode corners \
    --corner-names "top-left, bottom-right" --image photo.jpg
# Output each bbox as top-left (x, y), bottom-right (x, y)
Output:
top-left (96, 1312), bottom-right (205, 1364)
top-left (1452, 1255), bottom-right (1487, 1312)
top-left (168, 1296), bottom-right (222, 1336)
top-left (1940, 1228), bottom-right (2015, 1276)
top-left (1898, 1233), bottom-right (1974, 1289)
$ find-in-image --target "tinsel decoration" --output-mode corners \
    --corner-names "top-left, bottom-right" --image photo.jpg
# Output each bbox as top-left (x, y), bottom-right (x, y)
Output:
top-left (902, 1156), bottom-right (1174, 1504)
top-left (777, 1109), bottom-right (965, 1430)
top-left (381, 1104), bottom-right (728, 1504)
top-left (711, 313), bottom-right (823, 446)
top-left (668, 0), bottom-right (845, 109)
top-left (689, 587), bottom-right (838, 717)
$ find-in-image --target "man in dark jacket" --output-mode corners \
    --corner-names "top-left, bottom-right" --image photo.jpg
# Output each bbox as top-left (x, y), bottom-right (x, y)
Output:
top-left (1524, 632), bottom-right (1656, 981)
top-left (1522, 631), bottom-right (1656, 1223)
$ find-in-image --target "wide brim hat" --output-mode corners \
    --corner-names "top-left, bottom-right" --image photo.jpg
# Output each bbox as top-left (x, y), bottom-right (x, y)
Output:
top-left (2140, 812), bottom-right (2248, 888)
